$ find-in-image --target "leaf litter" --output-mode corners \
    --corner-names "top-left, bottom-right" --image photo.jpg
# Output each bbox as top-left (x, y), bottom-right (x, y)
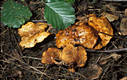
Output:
top-left (1, 0), bottom-right (127, 80)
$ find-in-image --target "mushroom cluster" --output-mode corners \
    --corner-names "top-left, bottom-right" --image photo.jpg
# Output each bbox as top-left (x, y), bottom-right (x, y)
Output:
top-left (56, 14), bottom-right (113, 49)
top-left (18, 14), bottom-right (113, 72)
top-left (41, 44), bottom-right (87, 72)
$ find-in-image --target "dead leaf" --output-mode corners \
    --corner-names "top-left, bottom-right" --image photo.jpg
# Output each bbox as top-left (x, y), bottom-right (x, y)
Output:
top-left (110, 53), bottom-right (121, 61)
top-left (88, 14), bottom-right (113, 49)
top-left (104, 4), bottom-right (116, 12)
top-left (120, 18), bottom-right (127, 35)
top-left (120, 76), bottom-right (127, 80)
top-left (76, 0), bottom-right (88, 15)
top-left (88, 64), bottom-right (102, 80)
top-left (99, 53), bottom-right (121, 65)
top-left (101, 12), bottom-right (119, 22)
top-left (10, 70), bottom-right (22, 78)
top-left (125, 8), bottom-right (127, 16)
top-left (76, 15), bottom-right (88, 25)
top-left (18, 22), bottom-right (50, 48)
top-left (83, 64), bottom-right (102, 80)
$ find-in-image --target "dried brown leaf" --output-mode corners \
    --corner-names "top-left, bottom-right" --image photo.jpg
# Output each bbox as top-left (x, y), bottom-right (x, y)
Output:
top-left (99, 53), bottom-right (121, 65)
top-left (104, 4), bottom-right (116, 12)
top-left (101, 12), bottom-right (119, 22)
top-left (83, 64), bottom-right (102, 80)
top-left (120, 76), bottom-right (127, 80)
top-left (125, 8), bottom-right (127, 16)
top-left (120, 18), bottom-right (127, 35)
top-left (88, 64), bottom-right (102, 80)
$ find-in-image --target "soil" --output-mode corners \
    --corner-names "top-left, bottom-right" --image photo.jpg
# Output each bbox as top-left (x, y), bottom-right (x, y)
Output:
top-left (0, 0), bottom-right (127, 80)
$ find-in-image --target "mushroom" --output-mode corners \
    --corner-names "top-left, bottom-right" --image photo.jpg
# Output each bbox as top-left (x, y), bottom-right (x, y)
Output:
top-left (41, 48), bottom-right (61, 64)
top-left (56, 23), bottom-right (98, 49)
top-left (41, 45), bottom-right (87, 72)
top-left (18, 22), bottom-right (50, 48)
top-left (56, 14), bottom-right (113, 49)
top-left (88, 14), bottom-right (113, 49)
top-left (60, 44), bottom-right (87, 67)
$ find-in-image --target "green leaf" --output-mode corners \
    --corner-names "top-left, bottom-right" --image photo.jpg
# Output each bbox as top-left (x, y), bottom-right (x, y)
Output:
top-left (46, 0), bottom-right (75, 3)
top-left (46, 0), bottom-right (64, 3)
top-left (65, 0), bottom-right (75, 3)
top-left (1, 0), bottom-right (32, 28)
top-left (44, 1), bottom-right (76, 30)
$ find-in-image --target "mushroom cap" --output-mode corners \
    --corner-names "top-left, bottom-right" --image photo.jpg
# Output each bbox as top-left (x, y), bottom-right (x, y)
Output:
top-left (88, 14), bottom-right (113, 49)
top-left (18, 22), bottom-right (50, 48)
top-left (56, 23), bottom-right (98, 49)
top-left (41, 48), bottom-right (61, 64)
top-left (56, 14), bottom-right (113, 49)
top-left (60, 45), bottom-right (87, 67)
top-left (41, 45), bottom-right (87, 72)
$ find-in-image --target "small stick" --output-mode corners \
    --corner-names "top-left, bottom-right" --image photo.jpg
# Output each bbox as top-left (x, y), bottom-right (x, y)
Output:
top-left (22, 56), bottom-right (41, 60)
top-left (86, 48), bottom-right (127, 53)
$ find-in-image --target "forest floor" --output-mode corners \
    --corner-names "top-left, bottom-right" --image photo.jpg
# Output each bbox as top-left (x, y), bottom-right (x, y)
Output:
top-left (0, 0), bottom-right (127, 80)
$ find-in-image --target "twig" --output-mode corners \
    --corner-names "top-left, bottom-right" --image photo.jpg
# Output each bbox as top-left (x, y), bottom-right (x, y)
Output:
top-left (74, 72), bottom-right (89, 80)
top-left (2, 59), bottom-right (48, 77)
top-left (100, 32), bottom-right (127, 40)
top-left (3, 52), bottom-right (50, 78)
top-left (10, 29), bottom-right (23, 57)
top-left (86, 48), bottom-right (127, 53)
top-left (22, 56), bottom-right (41, 60)
top-left (96, 53), bottom-right (103, 64)
top-left (0, 29), bottom-right (8, 36)
top-left (32, 20), bottom-right (47, 23)
top-left (100, 63), bottom-right (111, 80)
